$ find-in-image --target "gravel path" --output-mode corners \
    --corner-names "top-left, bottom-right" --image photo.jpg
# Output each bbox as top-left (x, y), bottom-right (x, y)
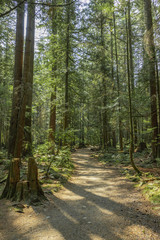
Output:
top-left (0, 148), bottom-right (160, 240)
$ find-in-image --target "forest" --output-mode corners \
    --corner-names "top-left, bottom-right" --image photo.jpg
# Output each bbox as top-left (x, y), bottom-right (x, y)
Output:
top-left (1, 0), bottom-right (160, 239)
top-left (0, 0), bottom-right (160, 221)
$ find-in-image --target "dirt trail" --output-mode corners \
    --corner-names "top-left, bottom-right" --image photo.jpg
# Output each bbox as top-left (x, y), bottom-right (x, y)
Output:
top-left (0, 148), bottom-right (160, 240)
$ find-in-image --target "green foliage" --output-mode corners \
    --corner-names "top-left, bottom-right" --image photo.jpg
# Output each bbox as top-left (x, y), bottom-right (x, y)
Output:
top-left (56, 146), bottom-right (73, 168)
top-left (98, 149), bottom-right (160, 205)
top-left (142, 180), bottom-right (160, 204)
top-left (33, 142), bottom-right (74, 193)
top-left (34, 142), bottom-right (74, 173)
top-left (98, 151), bottom-right (130, 166)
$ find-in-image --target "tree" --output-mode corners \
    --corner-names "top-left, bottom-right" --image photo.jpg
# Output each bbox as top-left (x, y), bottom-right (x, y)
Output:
top-left (2, 0), bottom-right (45, 202)
top-left (125, 5), bottom-right (141, 175)
top-left (143, 0), bottom-right (159, 160)
top-left (23, 0), bottom-right (35, 156)
top-left (8, 0), bottom-right (25, 157)
top-left (113, 10), bottom-right (123, 150)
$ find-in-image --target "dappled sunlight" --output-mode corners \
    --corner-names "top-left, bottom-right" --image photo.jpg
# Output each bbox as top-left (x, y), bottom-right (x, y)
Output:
top-left (0, 149), bottom-right (159, 240)
top-left (86, 200), bottom-right (114, 216)
top-left (59, 188), bottom-right (85, 201)
top-left (27, 228), bottom-right (64, 240)
top-left (89, 234), bottom-right (106, 240)
top-left (58, 209), bottom-right (79, 225)
top-left (122, 224), bottom-right (160, 240)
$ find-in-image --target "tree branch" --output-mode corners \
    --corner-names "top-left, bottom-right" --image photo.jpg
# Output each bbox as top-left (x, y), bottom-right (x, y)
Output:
top-left (32, 1), bottom-right (76, 7)
top-left (0, 0), bottom-right (76, 18)
top-left (0, 0), bottom-right (27, 18)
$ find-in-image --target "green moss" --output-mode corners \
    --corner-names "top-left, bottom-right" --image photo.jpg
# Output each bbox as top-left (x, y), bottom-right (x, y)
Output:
top-left (142, 181), bottom-right (160, 204)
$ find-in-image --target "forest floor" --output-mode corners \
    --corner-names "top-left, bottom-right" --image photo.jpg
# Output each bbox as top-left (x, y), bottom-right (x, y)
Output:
top-left (0, 148), bottom-right (160, 240)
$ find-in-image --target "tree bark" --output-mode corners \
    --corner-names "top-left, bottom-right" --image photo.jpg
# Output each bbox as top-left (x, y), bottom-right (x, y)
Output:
top-left (127, 0), bottom-right (138, 147)
top-left (143, 0), bottom-right (159, 160)
top-left (49, 1), bottom-right (57, 151)
top-left (125, 10), bottom-right (141, 175)
top-left (14, 0), bottom-right (35, 158)
top-left (113, 12), bottom-right (123, 151)
top-left (23, 0), bottom-right (35, 156)
top-left (64, 0), bottom-right (70, 131)
top-left (1, 0), bottom-right (46, 203)
top-left (8, 0), bottom-right (25, 157)
top-left (1, 158), bottom-right (45, 203)
top-left (49, 87), bottom-right (56, 147)
top-left (100, 9), bottom-right (108, 149)
top-left (1, 158), bottom-right (20, 200)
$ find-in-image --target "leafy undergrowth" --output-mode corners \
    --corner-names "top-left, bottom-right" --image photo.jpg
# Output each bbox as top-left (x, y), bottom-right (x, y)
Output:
top-left (34, 145), bottom-right (74, 194)
top-left (0, 146), bottom-right (74, 197)
top-left (0, 150), bottom-right (10, 194)
top-left (93, 148), bottom-right (160, 207)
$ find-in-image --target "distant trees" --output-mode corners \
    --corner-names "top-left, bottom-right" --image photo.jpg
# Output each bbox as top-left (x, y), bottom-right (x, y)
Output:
top-left (0, 2), bottom-right (15, 150)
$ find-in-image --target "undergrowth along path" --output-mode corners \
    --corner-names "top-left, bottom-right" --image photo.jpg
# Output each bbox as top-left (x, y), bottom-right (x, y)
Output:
top-left (0, 148), bottom-right (160, 240)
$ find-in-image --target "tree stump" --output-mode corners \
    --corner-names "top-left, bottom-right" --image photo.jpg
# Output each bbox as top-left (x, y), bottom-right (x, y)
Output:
top-left (15, 181), bottom-right (23, 202)
top-left (1, 158), bottom-right (20, 199)
top-left (1, 157), bottom-right (46, 204)
top-left (27, 157), bottom-right (46, 203)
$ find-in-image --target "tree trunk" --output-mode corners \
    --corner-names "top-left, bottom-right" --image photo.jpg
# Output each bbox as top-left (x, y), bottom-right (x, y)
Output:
top-left (27, 158), bottom-right (45, 202)
top-left (8, 0), bottom-right (25, 157)
top-left (2, 0), bottom-right (45, 203)
top-left (1, 158), bottom-right (20, 200)
top-left (14, 0), bottom-right (35, 158)
top-left (143, 0), bottom-right (159, 160)
top-left (80, 106), bottom-right (85, 147)
top-left (1, 158), bottom-right (45, 203)
top-left (112, 131), bottom-right (116, 148)
top-left (49, 2), bottom-right (57, 152)
top-left (101, 10), bottom-right (108, 149)
top-left (23, 1), bottom-right (35, 156)
top-left (49, 87), bottom-right (56, 148)
top-left (113, 12), bottom-right (123, 151)
top-left (64, 0), bottom-right (70, 131)
top-left (110, 19), bottom-right (116, 149)
top-left (125, 9), bottom-right (141, 175)
top-left (127, 0), bottom-right (138, 148)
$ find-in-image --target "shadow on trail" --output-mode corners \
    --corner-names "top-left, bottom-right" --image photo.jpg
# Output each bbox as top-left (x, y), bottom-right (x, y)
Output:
top-left (0, 149), bottom-right (159, 240)
top-left (64, 181), bottom-right (160, 234)
top-left (0, 200), bottom-right (30, 240)
top-left (39, 149), bottom-right (160, 240)
top-left (45, 194), bottom-right (124, 240)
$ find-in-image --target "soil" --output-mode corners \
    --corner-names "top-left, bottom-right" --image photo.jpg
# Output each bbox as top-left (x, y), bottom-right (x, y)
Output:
top-left (0, 148), bottom-right (160, 240)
